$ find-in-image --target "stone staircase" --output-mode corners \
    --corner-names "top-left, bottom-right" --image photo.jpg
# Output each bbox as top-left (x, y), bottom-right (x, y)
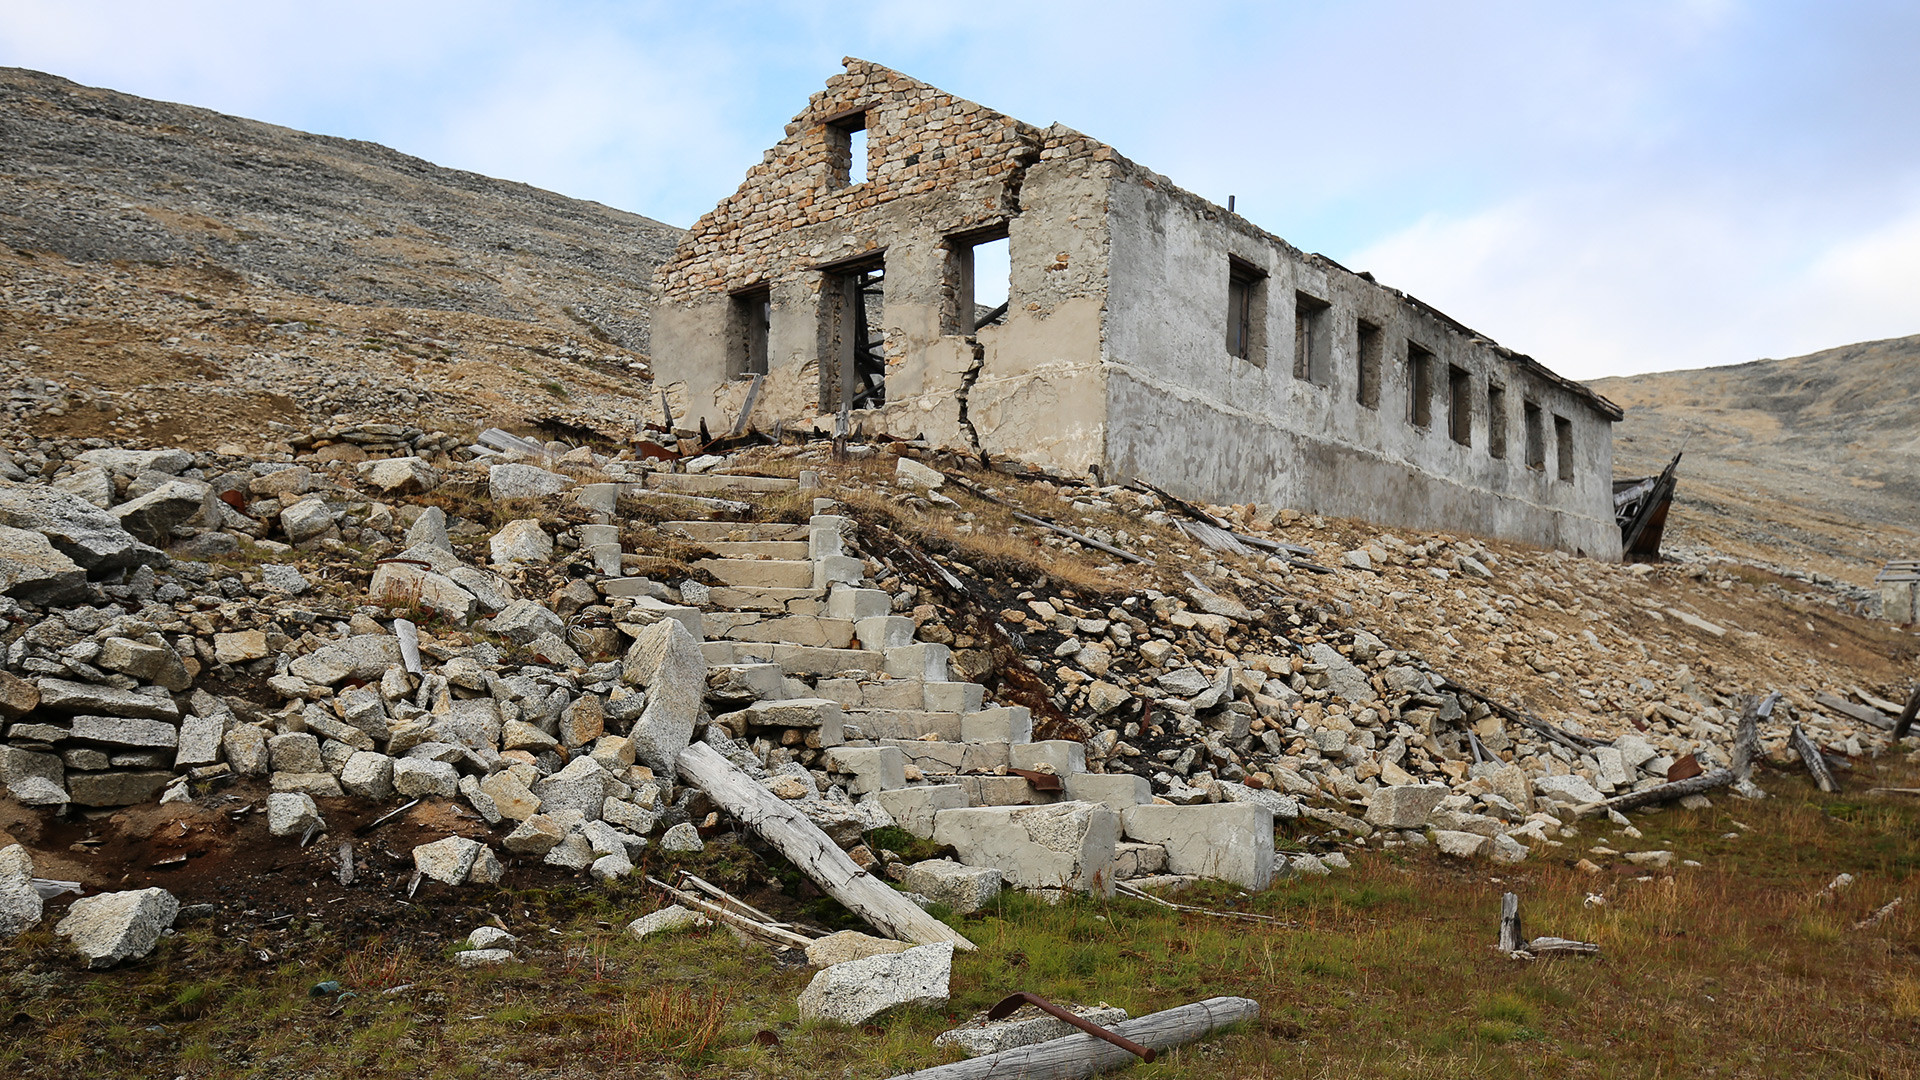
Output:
top-left (581, 469), bottom-right (1270, 896)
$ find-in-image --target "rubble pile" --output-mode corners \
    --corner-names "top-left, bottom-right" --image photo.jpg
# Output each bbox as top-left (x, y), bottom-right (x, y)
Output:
top-left (0, 424), bottom-right (1913, 966)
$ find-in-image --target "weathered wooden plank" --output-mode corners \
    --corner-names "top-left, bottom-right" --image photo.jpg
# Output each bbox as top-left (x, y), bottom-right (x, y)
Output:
top-left (885, 996), bottom-right (1259, 1080)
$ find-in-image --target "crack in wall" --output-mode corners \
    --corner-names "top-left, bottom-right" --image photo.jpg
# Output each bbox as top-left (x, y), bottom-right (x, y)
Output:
top-left (955, 339), bottom-right (986, 461)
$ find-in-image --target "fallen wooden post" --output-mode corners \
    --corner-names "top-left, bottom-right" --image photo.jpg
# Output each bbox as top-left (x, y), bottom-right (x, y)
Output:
top-left (676, 742), bottom-right (975, 951)
top-left (885, 996), bottom-right (1259, 1080)
top-left (1115, 881), bottom-right (1293, 927)
top-left (646, 875), bottom-right (817, 951)
top-left (1575, 768), bottom-right (1731, 816)
top-left (1893, 685), bottom-right (1920, 743)
top-left (1730, 692), bottom-right (1779, 799)
top-left (1791, 723), bottom-right (1839, 793)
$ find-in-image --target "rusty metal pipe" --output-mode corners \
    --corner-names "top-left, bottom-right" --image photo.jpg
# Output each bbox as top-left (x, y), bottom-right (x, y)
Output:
top-left (986, 992), bottom-right (1156, 1062)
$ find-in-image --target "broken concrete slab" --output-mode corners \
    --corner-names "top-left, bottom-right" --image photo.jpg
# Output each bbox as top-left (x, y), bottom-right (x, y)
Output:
top-left (900, 859), bottom-right (1003, 914)
top-left (1121, 803), bottom-right (1273, 889)
top-left (933, 802), bottom-right (1117, 895)
top-left (796, 941), bottom-right (953, 1025)
top-left (55, 887), bottom-right (179, 968)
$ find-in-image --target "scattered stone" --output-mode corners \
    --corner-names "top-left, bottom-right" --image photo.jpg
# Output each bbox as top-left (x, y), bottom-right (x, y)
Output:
top-left (660, 822), bottom-right (704, 852)
top-left (489, 463), bottom-right (573, 499)
top-left (55, 888), bottom-right (179, 968)
top-left (0, 845), bottom-right (43, 936)
top-left (796, 941), bottom-right (954, 1025)
top-left (412, 836), bottom-right (488, 885)
top-left (626, 904), bottom-right (711, 940)
top-left (455, 948), bottom-right (513, 967)
top-left (489, 519), bottom-right (553, 564)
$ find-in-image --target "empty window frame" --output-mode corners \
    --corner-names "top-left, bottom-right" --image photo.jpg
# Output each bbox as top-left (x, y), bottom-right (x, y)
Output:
top-left (1554, 415), bottom-right (1575, 482)
top-left (1447, 364), bottom-right (1472, 446)
top-left (1355, 319), bottom-right (1383, 409)
top-left (728, 285), bottom-right (770, 379)
top-left (1227, 257), bottom-right (1267, 364)
top-left (949, 227), bottom-right (1010, 334)
top-left (1407, 341), bottom-right (1435, 427)
top-left (1487, 383), bottom-right (1509, 459)
top-left (825, 111), bottom-right (868, 188)
top-left (818, 255), bottom-right (886, 412)
top-left (1523, 400), bottom-right (1545, 470)
top-left (1293, 291), bottom-right (1330, 383)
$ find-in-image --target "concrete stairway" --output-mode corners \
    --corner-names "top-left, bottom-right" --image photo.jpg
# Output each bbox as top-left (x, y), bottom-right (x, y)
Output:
top-left (589, 469), bottom-right (1259, 895)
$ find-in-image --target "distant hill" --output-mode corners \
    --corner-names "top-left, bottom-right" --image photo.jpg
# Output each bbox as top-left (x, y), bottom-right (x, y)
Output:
top-left (0, 68), bottom-right (685, 447)
top-left (1592, 335), bottom-right (1920, 585)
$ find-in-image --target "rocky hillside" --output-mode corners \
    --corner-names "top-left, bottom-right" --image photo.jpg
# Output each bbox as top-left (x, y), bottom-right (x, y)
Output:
top-left (1593, 335), bottom-right (1920, 587)
top-left (0, 66), bottom-right (683, 450)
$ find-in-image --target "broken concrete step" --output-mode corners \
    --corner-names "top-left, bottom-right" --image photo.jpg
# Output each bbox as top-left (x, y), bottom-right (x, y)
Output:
top-left (932, 802), bottom-right (1118, 894)
top-left (884, 644), bottom-right (949, 681)
top-left (825, 586), bottom-right (892, 621)
top-left (814, 554), bottom-right (866, 591)
top-left (843, 709), bottom-right (962, 741)
top-left (855, 615), bottom-right (917, 649)
top-left (875, 783), bottom-right (971, 837)
top-left (707, 586), bottom-right (825, 614)
top-left (648, 473), bottom-right (799, 494)
top-left (718, 698), bottom-right (846, 745)
top-left (706, 612), bottom-right (855, 649)
top-left (720, 643), bottom-right (885, 677)
top-left (693, 558), bottom-right (814, 589)
top-left (825, 745), bottom-right (906, 794)
top-left (815, 678), bottom-right (986, 714)
top-left (702, 540), bottom-right (811, 560)
top-left (877, 738), bottom-right (1010, 775)
top-left (665, 520), bottom-right (809, 543)
top-left (706, 663), bottom-right (789, 702)
top-left (1011, 740), bottom-right (1086, 776)
top-left (950, 774), bottom-right (1061, 806)
top-left (961, 706), bottom-right (1032, 744)
top-left (606, 594), bottom-right (704, 639)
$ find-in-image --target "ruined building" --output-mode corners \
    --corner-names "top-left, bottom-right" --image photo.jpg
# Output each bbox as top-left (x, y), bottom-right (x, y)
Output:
top-left (652, 60), bottom-right (1625, 558)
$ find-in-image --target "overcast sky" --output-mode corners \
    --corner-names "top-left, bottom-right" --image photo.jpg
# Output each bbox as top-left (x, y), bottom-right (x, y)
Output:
top-left (4, 1), bottom-right (1916, 379)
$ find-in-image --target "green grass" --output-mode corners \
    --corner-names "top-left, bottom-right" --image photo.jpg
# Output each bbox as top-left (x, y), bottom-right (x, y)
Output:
top-left (2, 765), bottom-right (1918, 1077)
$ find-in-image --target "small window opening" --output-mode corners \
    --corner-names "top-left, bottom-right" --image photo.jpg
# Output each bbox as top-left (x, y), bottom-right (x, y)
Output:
top-left (1447, 364), bottom-right (1472, 446)
top-left (950, 229), bottom-right (1010, 333)
top-left (1293, 292), bottom-right (1330, 383)
top-left (819, 256), bottom-right (885, 412)
top-left (825, 112), bottom-right (868, 188)
top-left (1554, 415), bottom-right (1575, 482)
top-left (728, 286), bottom-right (770, 379)
top-left (1487, 383), bottom-right (1508, 459)
top-left (1523, 400), bottom-right (1545, 470)
top-left (1355, 320), bottom-right (1382, 409)
top-left (1228, 258), bottom-right (1268, 365)
top-left (1407, 341), bottom-right (1434, 427)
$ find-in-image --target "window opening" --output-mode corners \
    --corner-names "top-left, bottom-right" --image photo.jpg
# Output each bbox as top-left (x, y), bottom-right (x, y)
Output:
top-left (1407, 341), bottom-right (1434, 427)
top-left (818, 255), bottom-right (886, 412)
top-left (1554, 415), bottom-right (1575, 482)
top-left (1294, 291), bottom-right (1330, 383)
top-left (1448, 364), bottom-right (1472, 446)
top-left (1487, 383), bottom-right (1508, 459)
top-left (950, 229), bottom-right (1010, 333)
top-left (1356, 319), bottom-right (1382, 409)
top-left (825, 112), bottom-right (868, 189)
top-left (1228, 258), bottom-right (1267, 365)
top-left (728, 286), bottom-right (770, 379)
top-left (1523, 400), bottom-right (1545, 469)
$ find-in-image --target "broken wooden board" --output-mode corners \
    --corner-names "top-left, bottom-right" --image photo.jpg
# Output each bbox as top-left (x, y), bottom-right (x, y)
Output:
top-left (887, 996), bottom-right (1259, 1079)
top-left (1814, 692), bottom-right (1892, 731)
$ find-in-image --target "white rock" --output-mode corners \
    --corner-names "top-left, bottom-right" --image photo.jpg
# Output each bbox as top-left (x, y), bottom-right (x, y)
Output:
top-left (626, 904), bottom-right (712, 940)
top-left (412, 835), bottom-right (486, 885)
top-left (797, 942), bottom-right (954, 1025)
top-left (489, 463), bottom-right (573, 499)
top-left (1432, 830), bottom-right (1490, 858)
top-left (456, 948), bottom-right (514, 967)
top-left (267, 792), bottom-right (325, 837)
top-left (899, 859), bottom-right (1002, 914)
top-left (0, 845), bottom-right (43, 936)
top-left (894, 456), bottom-right (945, 489)
top-left (590, 852), bottom-right (634, 881)
top-left (1364, 784), bottom-right (1448, 829)
top-left (660, 822), bottom-right (704, 852)
top-left (1122, 803), bottom-right (1274, 889)
top-left (393, 757), bottom-right (460, 798)
top-left (55, 887), bottom-right (179, 968)
top-left (489, 519), bottom-right (553, 564)
top-left (621, 619), bottom-right (706, 774)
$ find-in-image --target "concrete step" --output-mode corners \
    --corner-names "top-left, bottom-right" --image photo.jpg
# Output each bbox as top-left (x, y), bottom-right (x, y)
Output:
top-left (649, 473), bottom-right (799, 494)
top-left (825, 745), bottom-right (905, 794)
top-left (705, 663), bottom-right (790, 704)
top-left (814, 678), bottom-right (985, 714)
top-left (719, 643), bottom-right (885, 677)
top-left (884, 643), bottom-right (950, 681)
top-left (950, 774), bottom-right (1060, 807)
top-left (707, 611), bottom-right (855, 649)
top-left (694, 558), bottom-right (814, 589)
top-left (842, 709), bottom-right (962, 741)
top-left (960, 706), bottom-right (1032, 744)
top-left (874, 784), bottom-right (971, 837)
top-left (702, 540), bottom-right (812, 560)
top-left (707, 586), bottom-right (824, 614)
top-left (877, 738), bottom-right (1011, 775)
top-left (666, 520), bottom-right (809, 543)
top-left (825, 586), bottom-right (892, 621)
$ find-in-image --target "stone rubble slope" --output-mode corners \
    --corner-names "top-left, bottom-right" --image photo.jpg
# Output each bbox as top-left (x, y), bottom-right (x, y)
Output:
top-left (0, 424), bottom-right (1912, 953)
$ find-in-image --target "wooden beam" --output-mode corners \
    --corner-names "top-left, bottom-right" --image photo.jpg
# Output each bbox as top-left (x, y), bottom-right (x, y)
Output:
top-left (1893, 684), bottom-right (1920, 743)
top-left (675, 742), bottom-right (975, 951)
top-left (883, 996), bottom-right (1259, 1080)
top-left (1575, 768), bottom-right (1731, 816)
top-left (1791, 723), bottom-right (1839, 793)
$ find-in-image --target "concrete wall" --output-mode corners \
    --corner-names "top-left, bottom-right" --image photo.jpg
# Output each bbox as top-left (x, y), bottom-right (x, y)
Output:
top-left (1100, 170), bottom-right (1622, 558)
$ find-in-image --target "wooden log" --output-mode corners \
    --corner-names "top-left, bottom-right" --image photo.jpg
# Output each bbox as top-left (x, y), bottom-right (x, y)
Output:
top-left (1729, 692), bottom-right (1779, 799)
top-left (1498, 892), bottom-right (1525, 953)
top-left (1893, 685), bottom-right (1920, 743)
top-left (885, 996), bottom-right (1259, 1080)
top-left (1527, 936), bottom-right (1601, 957)
top-left (675, 742), bottom-right (974, 951)
top-left (646, 875), bottom-right (817, 951)
top-left (1577, 768), bottom-right (1731, 816)
top-left (1814, 691), bottom-right (1893, 731)
top-left (1791, 723), bottom-right (1839, 793)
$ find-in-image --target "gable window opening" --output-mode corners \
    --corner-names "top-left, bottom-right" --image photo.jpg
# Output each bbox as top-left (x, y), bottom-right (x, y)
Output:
top-left (1523, 400), bottom-right (1545, 470)
top-left (728, 285), bottom-right (770, 379)
top-left (1554, 415), bottom-right (1575, 482)
top-left (1227, 257), bottom-right (1268, 365)
top-left (825, 111), bottom-right (869, 188)
top-left (1487, 383), bottom-right (1509, 459)
top-left (1407, 341), bottom-right (1434, 428)
top-left (819, 255), bottom-right (886, 413)
top-left (1293, 291), bottom-right (1330, 383)
top-left (951, 228), bottom-right (1011, 334)
top-left (1355, 319), bottom-right (1382, 409)
top-left (1447, 364), bottom-right (1472, 446)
